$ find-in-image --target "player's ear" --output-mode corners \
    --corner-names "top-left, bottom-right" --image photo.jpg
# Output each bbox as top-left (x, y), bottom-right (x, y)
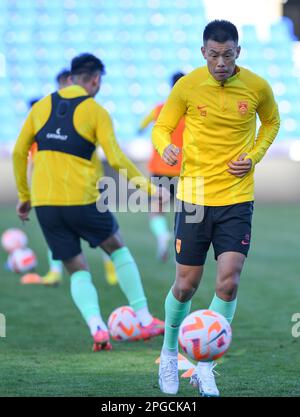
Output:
top-left (201, 46), bottom-right (207, 60)
top-left (236, 46), bottom-right (241, 59)
top-left (93, 74), bottom-right (98, 86)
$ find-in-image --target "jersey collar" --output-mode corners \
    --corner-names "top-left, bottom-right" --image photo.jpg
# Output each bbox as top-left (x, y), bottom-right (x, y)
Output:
top-left (207, 65), bottom-right (241, 86)
top-left (58, 85), bottom-right (89, 98)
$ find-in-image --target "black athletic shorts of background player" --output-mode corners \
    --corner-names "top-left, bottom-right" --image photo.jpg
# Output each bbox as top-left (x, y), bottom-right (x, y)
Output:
top-left (174, 200), bottom-right (254, 266)
top-left (35, 202), bottom-right (119, 260)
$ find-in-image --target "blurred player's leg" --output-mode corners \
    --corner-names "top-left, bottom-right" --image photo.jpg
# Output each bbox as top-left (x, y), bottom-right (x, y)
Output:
top-left (101, 250), bottom-right (118, 285)
top-left (149, 213), bottom-right (171, 262)
top-left (65, 253), bottom-right (112, 351)
top-left (42, 249), bottom-right (63, 286)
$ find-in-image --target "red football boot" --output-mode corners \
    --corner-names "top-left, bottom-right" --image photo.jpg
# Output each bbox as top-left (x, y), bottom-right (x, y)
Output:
top-left (92, 328), bottom-right (112, 352)
top-left (133, 317), bottom-right (165, 341)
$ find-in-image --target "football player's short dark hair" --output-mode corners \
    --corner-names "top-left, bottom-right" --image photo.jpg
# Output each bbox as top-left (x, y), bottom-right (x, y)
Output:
top-left (203, 20), bottom-right (239, 44)
top-left (171, 72), bottom-right (185, 87)
top-left (56, 69), bottom-right (71, 85)
top-left (71, 53), bottom-right (105, 78)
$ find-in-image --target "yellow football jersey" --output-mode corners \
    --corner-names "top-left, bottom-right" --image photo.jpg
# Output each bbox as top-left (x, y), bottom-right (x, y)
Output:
top-left (13, 85), bottom-right (155, 206)
top-left (152, 66), bottom-right (280, 206)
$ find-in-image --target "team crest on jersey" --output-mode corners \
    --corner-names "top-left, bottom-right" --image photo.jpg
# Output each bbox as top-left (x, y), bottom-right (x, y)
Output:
top-left (238, 101), bottom-right (248, 115)
top-left (197, 105), bottom-right (207, 117)
top-left (176, 239), bottom-right (182, 254)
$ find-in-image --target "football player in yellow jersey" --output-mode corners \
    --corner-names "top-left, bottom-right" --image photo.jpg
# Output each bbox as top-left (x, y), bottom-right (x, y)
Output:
top-left (23, 71), bottom-right (73, 286)
top-left (27, 69), bottom-right (118, 286)
top-left (154, 20), bottom-right (280, 396)
top-left (13, 53), bottom-right (167, 351)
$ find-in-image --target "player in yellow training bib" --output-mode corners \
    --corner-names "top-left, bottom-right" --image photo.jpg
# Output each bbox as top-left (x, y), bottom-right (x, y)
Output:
top-left (13, 53), bottom-right (168, 352)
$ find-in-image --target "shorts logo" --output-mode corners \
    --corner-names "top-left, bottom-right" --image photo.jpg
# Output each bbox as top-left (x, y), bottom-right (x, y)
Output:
top-left (238, 101), bottom-right (248, 115)
top-left (176, 239), bottom-right (182, 254)
top-left (197, 105), bottom-right (207, 117)
top-left (241, 234), bottom-right (250, 245)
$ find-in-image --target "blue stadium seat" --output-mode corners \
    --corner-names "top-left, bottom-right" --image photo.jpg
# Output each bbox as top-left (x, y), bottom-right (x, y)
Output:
top-left (0, 0), bottom-right (298, 146)
top-left (241, 25), bottom-right (258, 44)
top-left (270, 17), bottom-right (297, 42)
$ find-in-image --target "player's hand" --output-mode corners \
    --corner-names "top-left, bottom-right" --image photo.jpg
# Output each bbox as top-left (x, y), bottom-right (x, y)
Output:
top-left (227, 153), bottom-right (252, 177)
top-left (16, 200), bottom-right (31, 222)
top-left (153, 186), bottom-right (171, 204)
top-left (162, 144), bottom-right (180, 166)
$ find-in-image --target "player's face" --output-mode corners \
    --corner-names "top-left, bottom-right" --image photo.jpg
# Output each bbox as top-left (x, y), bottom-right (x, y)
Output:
top-left (201, 40), bottom-right (241, 82)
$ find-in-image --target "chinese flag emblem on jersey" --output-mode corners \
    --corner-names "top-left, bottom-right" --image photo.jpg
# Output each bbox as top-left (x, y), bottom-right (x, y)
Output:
top-left (238, 101), bottom-right (248, 115)
top-left (176, 239), bottom-right (181, 254)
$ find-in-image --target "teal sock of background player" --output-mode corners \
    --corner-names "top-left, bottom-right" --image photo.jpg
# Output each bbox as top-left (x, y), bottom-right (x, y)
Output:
top-left (149, 215), bottom-right (169, 238)
top-left (70, 270), bottom-right (101, 322)
top-left (111, 247), bottom-right (147, 311)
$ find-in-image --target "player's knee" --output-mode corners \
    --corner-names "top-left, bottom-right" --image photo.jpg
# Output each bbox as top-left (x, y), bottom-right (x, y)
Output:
top-left (173, 278), bottom-right (199, 302)
top-left (101, 232), bottom-right (124, 255)
top-left (216, 273), bottom-right (239, 300)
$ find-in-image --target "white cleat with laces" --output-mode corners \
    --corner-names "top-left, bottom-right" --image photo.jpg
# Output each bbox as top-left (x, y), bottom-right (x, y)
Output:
top-left (159, 351), bottom-right (179, 394)
top-left (190, 361), bottom-right (220, 397)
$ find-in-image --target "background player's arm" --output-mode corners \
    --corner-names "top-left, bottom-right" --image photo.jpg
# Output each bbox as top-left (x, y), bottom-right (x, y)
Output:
top-left (152, 83), bottom-right (186, 164)
top-left (138, 108), bottom-right (156, 134)
top-left (247, 82), bottom-right (280, 165)
top-left (96, 107), bottom-right (157, 196)
top-left (12, 110), bottom-right (35, 203)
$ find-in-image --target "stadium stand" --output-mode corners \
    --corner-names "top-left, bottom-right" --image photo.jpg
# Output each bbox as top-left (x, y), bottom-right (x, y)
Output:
top-left (0, 0), bottom-right (299, 146)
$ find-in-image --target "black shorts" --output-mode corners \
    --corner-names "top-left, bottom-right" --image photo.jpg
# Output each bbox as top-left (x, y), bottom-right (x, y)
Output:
top-left (150, 175), bottom-right (178, 197)
top-left (35, 203), bottom-right (119, 260)
top-left (174, 201), bottom-right (254, 266)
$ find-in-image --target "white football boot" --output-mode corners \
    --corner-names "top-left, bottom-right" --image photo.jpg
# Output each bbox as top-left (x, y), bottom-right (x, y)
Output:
top-left (159, 351), bottom-right (179, 394)
top-left (190, 361), bottom-right (220, 397)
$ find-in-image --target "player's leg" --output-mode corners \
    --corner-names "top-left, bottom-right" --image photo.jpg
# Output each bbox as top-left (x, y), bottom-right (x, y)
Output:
top-left (209, 202), bottom-right (253, 319)
top-left (100, 231), bottom-right (164, 338)
top-left (159, 262), bottom-right (203, 394)
top-left (149, 212), bottom-right (171, 262)
top-left (63, 253), bottom-right (112, 351)
top-left (159, 201), bottom-right (210, 394)
top-left (42, 249), bottom-right (63, 286)
top-left (101, 250), bottom-right (118, 285)
top-left (35, 205), bottom-right (111, 351)
top-left (194, 202), bottom-right (253, 396)
top-left (191, 252), bottom-right (245, 397)
top-left (210, 251), bottom-right (245, 319)
top-left (149, 175), bottom-right (173, 262)
top-left (72, 202), bottom-right (163, 339)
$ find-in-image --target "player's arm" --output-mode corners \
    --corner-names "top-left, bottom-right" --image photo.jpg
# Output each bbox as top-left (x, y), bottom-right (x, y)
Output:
top-left (152, 82), bottom-right (186, 165)
top-left (12, 110), bottom-right (36, 220)
top-left (247, 82), bottom-right (280, 165)
top-left (138, 108), bottom-right (156, 134)
top-left (96, 106), bottom-right (157, 196)
top-left (228, 82), bottom-right (280, 177)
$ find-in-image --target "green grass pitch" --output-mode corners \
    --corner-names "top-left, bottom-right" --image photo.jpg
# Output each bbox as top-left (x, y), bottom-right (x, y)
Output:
top-left (0, 205), bottom-right (299, 397)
